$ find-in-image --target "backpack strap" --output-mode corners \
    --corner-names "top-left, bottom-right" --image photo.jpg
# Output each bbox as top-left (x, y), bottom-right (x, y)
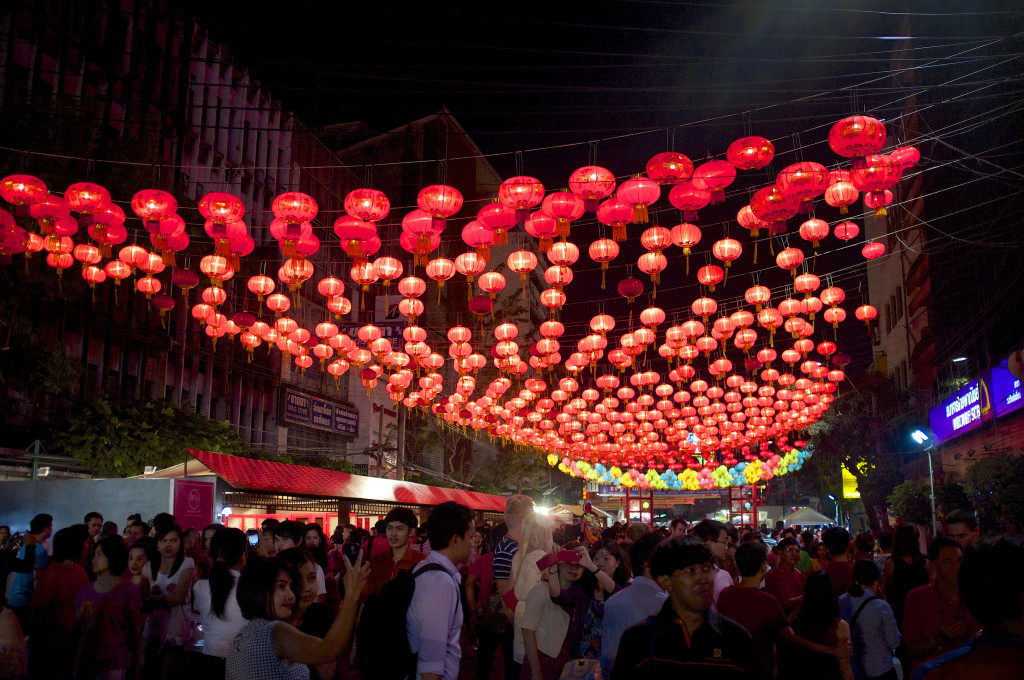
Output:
top-left (413, 562), bottom-right (463, 617)
top-left (848, 595), bottom-right (877, 629)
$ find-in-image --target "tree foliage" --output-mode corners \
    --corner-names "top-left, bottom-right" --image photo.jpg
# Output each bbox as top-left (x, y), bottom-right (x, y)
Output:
top-left (963, 454), bottom-right (1024, 530)
top-left (887, 481), bottom-right (932, 525)
top-left (49, 394), bottom-right (266, 477)
top-left (804, 385), bottom-right (911, 528)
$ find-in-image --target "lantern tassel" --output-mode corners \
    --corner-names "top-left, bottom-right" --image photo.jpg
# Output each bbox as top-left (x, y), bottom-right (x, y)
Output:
top-left (840, 205), bottom-right (849, 215)
top-left (540, 237), bottom-right (552, 253)
top-left (632, 205), bottom-right (649, 224)
top-left (874, 207), bottom-right (887, 217)
top-left (613, 224), bottom-right (626, 242)
top-left (600, 264), bottom-right (607, 290)
top-left (556, 218), bottom-right (570, 239)
top-left (753, 241), bottom-right (758, 265)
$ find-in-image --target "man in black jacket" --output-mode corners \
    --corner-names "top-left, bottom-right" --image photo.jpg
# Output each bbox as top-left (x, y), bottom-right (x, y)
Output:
top-left (611, 536), bottom-right (760, 679)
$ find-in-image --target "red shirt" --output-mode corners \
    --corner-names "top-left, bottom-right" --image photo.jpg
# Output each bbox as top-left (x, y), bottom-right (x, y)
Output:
top-left (902, 581), bottom-right (980, 675)
top-left (468, 552), bottom-right (495, 614)
top-left (363, 546), bottom-right (425, 598)
top-left (763, 566), bottom-right (806, 618)
top-left (716, 586), bottom-right (788, 677)
top-left (32, 561), bottom-right (89, 649)
top-left (822, 561), bottom-right (854, 596)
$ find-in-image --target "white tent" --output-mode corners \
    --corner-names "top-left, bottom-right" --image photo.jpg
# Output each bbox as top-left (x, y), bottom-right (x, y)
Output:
top-left (782, 507), bottom-right (834, 526)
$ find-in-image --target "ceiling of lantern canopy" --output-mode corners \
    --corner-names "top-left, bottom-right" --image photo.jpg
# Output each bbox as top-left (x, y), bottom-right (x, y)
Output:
top-left (0, 113), bottom-right (916, 491)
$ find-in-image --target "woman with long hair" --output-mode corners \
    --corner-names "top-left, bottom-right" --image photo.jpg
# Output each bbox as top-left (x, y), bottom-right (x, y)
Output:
top-left (882, 524), bottom-right (928, 630)
top-left (226, 554), bottom-right (369, 680)
top-left (191, 528), bottom-right (248, 677)
top-left (73, 536), bottom-right (144, 680)
top-left (141, 523), bottom-right (195, 679)
top-left (782, 571), bottom-right (855, 680)
top-left (510, 513), bottom-right (555, 671)
top-left (521, 550), bottom-right (584, 680)
top-left (277, 548), bottom-right (335, 680)
top-left (839, 560), bottom-right (901, 680)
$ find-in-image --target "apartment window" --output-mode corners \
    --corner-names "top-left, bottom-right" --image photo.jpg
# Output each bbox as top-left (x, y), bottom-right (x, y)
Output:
top-left (895, 286), bottom-right (904, 322)
top-left (885, 303), bottom-right (892, 333)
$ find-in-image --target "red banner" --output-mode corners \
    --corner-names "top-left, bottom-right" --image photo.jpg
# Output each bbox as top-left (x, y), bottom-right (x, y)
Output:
top-left (172, 479), bottom-right (215, 532)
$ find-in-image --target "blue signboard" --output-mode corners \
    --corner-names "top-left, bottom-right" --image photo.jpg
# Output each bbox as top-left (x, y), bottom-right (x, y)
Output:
top-left (991, 358), bottom-right (1024, 418)
top-left (284, 389), bottom-right (358, 436)
top-left (929, 378), bottom-right (992, 443)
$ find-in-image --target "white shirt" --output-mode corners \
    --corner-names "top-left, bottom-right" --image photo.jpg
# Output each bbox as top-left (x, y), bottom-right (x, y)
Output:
top-left (315, 563), bottom-right (326, 597)
top-left (711, 564), bottom-right (735, 610)
top-left (192, 570), bottom-right (247, 658)
top-left (406, 551), bottom-right (463, 680)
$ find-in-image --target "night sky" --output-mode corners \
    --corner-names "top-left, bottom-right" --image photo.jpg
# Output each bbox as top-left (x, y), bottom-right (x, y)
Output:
top-left (184, 0), bottom-right (1024, 381)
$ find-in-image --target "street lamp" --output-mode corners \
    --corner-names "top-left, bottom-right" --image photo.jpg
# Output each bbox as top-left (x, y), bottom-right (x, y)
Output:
top-left (911, 429), bottom-right (939, 536)
top-left (827, 494), bottom-right (839, 525)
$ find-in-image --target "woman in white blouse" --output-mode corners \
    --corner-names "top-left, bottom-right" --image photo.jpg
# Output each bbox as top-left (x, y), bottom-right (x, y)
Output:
top-left (510, 512), bottom-right (554, 669)
top-left (192, 528), bottom-right (249, 675)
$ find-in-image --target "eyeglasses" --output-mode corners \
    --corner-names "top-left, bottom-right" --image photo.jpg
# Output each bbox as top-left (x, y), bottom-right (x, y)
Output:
top-left (713, 539), bottom-right (730, 546)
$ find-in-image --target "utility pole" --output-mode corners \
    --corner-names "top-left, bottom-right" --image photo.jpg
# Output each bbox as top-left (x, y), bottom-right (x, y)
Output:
top-left (396, 404), bottom-right (406, 481)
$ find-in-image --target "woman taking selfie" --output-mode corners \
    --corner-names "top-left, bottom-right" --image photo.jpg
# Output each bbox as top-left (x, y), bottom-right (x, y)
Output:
top-left (227, 552), bottom-right (368, 680)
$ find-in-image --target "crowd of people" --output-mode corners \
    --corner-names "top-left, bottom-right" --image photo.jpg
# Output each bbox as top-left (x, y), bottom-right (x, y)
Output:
top-left (0, 501), bottom-right (1020, 680)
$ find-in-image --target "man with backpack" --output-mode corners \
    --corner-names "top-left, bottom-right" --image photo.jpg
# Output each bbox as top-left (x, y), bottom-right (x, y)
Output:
top-left (364, 507), bottom-right (426, 598)
top-left (408, 501), bottom-right (475, 680)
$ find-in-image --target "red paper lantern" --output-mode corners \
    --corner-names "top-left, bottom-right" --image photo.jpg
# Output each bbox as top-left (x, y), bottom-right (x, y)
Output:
top-left (588, 238), bottom-right (619, 289)
top-left (775, 247), bottom-right (804, 276)
top-left (247, 274), bottom-right (275, 303)
top-left (597, 197), bottom-right (634, 242)
top-left (199, 192), bottom-right (245, 231)
top-left (477, 202), bottom-right (518, 246)
top-left (131, 189), bottom-right (178, 231)
top-left (828, 115), bottom-right (887, 158)
top-left (417, 184), bottom-right (463, 229)
top-left (541, 191), bottom-right (585, 238)
top-left (525, 212), bottom-right (558, 252)
top-left (726, 136), bottom-right (775, 170)
top-left (637, 251), bottom-right (667, 287)
top-left (745, 285), bottom-right (771, 310)
top-left (697, 264), bottom-right (724, 291)
top-left (691, 161), bottom-right (736, 204)
top-left (333, 216), bottom-right (377, 265)
top-left (863, 189), bottom-right (894, 217)
top-left (425, 257), bottom-right (456, 298)
top-left (646, 152), bottom-right (693, 186)
top-left (498, 176), bottom-right (545, 222)
top-left (1, 174), bottom-right (47, 211)
top-left (548, 240), bottom-right (580, 266)
top-left (890, 146), bottom-right (920, 170)
top-left (617, 277), bottom-right (644, 304)
top-left (568, 166), bottom-right (616, 212)
top-left (862, 241), bottom-right (886, 260)
top-left (750, 186), bottom-right (798, 235)
top-left (668, 181), bottom-right (711, 222)
top-left (65, 182), bottom-right (111, 217)
top-left (834, 221), bottom-right (860, 241)
top-left (616, 177), bottom-right (661, 224)
top-left (851, 154), bottom-right (901, 193)
top-left (776, 162), bottom-right (829, 214)
top-left (507, 250), bottom-right (538, 290)
top-left (273, 192), bottom-right (318, 226)
top-left (344, 188), bottom-right (390, 223)
top-left (711, 238), bottom-right (742, 277)
top-left (798, 218), bottom-right (830, 249)
top-left (462, 221), bottom-right (495, 262)
top-left (478, 271), bottom-right (507, 298)
top-left (824, 180), bottom-right (859, 214)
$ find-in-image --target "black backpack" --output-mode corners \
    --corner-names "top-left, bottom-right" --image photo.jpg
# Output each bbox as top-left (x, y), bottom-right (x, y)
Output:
top-left (356, 562), bottom-right (457, 680)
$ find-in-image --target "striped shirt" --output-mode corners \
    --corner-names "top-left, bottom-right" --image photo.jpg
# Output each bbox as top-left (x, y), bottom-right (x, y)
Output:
top-left (492, 536), bottom-right (518, 581)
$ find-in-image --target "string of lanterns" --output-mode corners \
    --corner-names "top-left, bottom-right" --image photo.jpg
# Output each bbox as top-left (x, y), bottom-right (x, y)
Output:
top-left (0, 114), bottom-right (919, 490)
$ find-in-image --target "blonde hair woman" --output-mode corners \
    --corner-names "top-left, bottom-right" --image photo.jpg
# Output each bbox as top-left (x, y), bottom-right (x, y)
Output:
top-left (510, 512), bottom-right (554, 668)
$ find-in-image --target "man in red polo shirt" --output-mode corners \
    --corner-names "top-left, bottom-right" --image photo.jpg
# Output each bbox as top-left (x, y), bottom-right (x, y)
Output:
top-left (913, 535), bottom-right (1024, 680)
top-left (903, 537), bottom-right (979, 676)
top-left (764, 537), bottom-right (806, 621)
top-left (363, 507), bottom-right (426, 598)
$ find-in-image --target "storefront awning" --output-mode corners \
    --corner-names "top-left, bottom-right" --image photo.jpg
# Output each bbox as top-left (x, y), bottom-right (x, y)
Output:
top-left (187, 449), bottom-right (508, 513)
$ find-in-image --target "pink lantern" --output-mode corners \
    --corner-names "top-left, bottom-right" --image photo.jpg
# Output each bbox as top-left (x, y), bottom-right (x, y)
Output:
top-left (568, 166), bottom-right (616, 212)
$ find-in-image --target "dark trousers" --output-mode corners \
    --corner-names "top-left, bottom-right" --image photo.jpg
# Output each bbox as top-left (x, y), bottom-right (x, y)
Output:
top-left (475, 624), bottom-right (518, 680)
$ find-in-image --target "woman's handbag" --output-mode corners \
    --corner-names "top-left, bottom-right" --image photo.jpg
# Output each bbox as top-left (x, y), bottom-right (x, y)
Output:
top-left (559, 658), bottom-right (601, 680)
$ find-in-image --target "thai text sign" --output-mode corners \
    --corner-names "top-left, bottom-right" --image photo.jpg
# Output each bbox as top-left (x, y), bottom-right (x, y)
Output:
top-left (929, 378), bottom-right (992, 443)
top-left (284, 389), bottom-right (358, 436)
